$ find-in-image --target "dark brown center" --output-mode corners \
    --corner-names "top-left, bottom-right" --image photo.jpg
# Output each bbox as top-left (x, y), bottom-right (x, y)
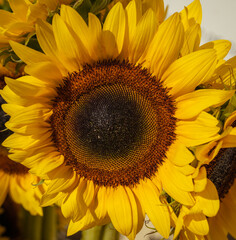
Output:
top-left (51, 60), bottom-right (176, 187)
top-left (206, 147), bottom-right (236, 199)
top-left (0, 147), bottom-right (29, 175)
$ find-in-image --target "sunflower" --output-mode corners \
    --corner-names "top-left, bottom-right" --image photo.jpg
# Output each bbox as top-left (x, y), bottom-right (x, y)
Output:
top-left (172, 170), bottom-right (220, 240)
top-left (1, 0), bottom-right (235, 239)
top-left (172, 110), bottom-right (236, 240)
top-left (0, 0), bottom-right (48, 47)
top-left (207, 180), bottom-right (236, 240)
top-left (0, 145), bottom-right (44, 215)
top-left (173, 151), bottom-right (236, 240)
top-left (197, 111), bottom-right (236, 240)
top-left (0, 0), bottom-right (74, 48)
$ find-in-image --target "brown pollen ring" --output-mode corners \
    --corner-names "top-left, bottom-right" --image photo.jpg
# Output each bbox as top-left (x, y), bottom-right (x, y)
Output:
top-left (51, 60), bottom-right (177, 187)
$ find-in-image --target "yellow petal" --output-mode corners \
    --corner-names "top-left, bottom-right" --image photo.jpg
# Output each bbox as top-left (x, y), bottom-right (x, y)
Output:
top-left (94, 186), bottom-right (108, 220)
top-left (107, 186), bottom-right (132, 236)
top-left (41, 191), bottom-right (66, 207)
top-left (220, 192), bottom-right (236, 237)
top-left (221, 128), bottom-right (236, 148)
top-left (61, 180), bottom-right (87, 221)
top-left (160, 161), bottom-right (194, 192)
top-left (134, 179), bottom-right (170, 239)
top-left (67, 216), bottom-right (92, 235)
top-left (88, 13), bottom-right (104, 61)
top-left (173, 207), bottom-right (189, 239)
top-left (174, 164), bottom-right (195, 176)
top-left (199, 40), bottom-right (231, 60)
top-left (176, 112), bottom-right (220, 147)
top-left (24, 61), bottom-right (64, 85)
top-left (184, 213), bottom-right (209, 235)
top-left (27, 154), bottom-right (64, 178)
top-left (180, 0), bottom-right (202, 30)
top-left (1, 86), bottom-right (48, 106)
top-left (142, 0), bottom-right (165, 23)
top-left (128, 8), bottom-right (158, 63)
top-left (46, 168), bottom-right (77, 195)
top-left (10, 40), bottom-right (51, 65)
top-left (0, 171), bottom-right (10, 205)
top-left (1, 103), bottom-right (23, 116)
top-left (159, 163), bottom-right (195, 206)
top-left (195, 140), bottom-right (223, 164)
top-left (195, 179), bottom-right (220, 217)
top-left (100, 31), bottom-right (119, 59)
top-left (175, 89), bottom-right (235, 119)
top-left (82, 180), bottom-right (95, 208)
top-left (27, 3), bottom-right (48, 23)
top-left (6, 21), bottom-right (34, 34)
top-left (60, 5), bottom-right (92, 55)
top-left (125, 0), bottom-right (141, 42)
top-left (8, 0), bottom-right (28, 19)
top-left (0, 9), bottom-right (18, 26)
top-left (194, 167), bottom-right (207, 192)
top-left (88, 12), bottom-right (101, 35)
top-left (207, 56), bottom-right (236, 89)
top-left (7, 105), bottom-right (51, 124)
top-left (52, 14), bottom-right (84, 72)
top-left (166, 140), bottom-right (195, 166)
top-left (181, 23), bottom-right (201, 56)
top-left (224, 110), bottom-right (236, 129)
top-left (67, 213), bottom-right (110, 235)
top-left (103, 2), bottom-right (126, 54)
top-left (144, 13), bottom-right (184, 79)
top-left (126, 187), bottom-right (145, 240)
top-left (36, 19), bottom-right (58, 59)
top-left (3, 132), bottom-right (50, 150)
top-left (163, 49), bottom-right (217, 98)
top-left (5, 76), bottom-right (57, 98)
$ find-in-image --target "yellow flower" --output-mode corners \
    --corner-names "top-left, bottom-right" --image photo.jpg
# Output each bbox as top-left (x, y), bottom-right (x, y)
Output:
top-left (173, 156), bottom-right (236, 240)
top-left (38, 0), bottom-right (73, 11)
top-left (172, 172), bottom-right (220, 240)
top-left (1, 0), bottom-right (234, 239)
top-left (0, 0), bottom-right (48, 47)
top-left (197, 112), bottom-right (236, 240)
top-left (207, 180), bottom-right (236, 240)
top-left (0, 146), bottom-right (44, 215)
top-left (172, 111), bottom-right (236, 240)
top-left (0, 0), bottom-right (73, 48)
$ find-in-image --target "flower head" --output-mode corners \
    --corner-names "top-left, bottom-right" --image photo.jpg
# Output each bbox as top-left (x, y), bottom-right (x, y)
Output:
top-left (0, 0), bottom-right (74, 48)
top-left (1, 0), bottom-right (235, 239)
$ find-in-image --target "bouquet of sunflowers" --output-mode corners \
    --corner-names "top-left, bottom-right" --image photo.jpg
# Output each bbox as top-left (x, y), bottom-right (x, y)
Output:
top-left (0, 0), bottom-right (235, 240)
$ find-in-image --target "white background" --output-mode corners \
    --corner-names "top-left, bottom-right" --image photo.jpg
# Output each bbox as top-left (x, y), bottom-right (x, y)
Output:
top-left (166, 0), bottom-right (236, 59)
top-left (120, 0), bottom-right (236, 240)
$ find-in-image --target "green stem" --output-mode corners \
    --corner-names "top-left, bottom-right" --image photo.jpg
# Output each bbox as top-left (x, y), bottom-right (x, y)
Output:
top-left (21, 208), bottom-right (43, 240)
top-left (29, 215), bottom-right (43, 240)
top-left (81, 224), bottom-right (119, 240)
top-left (81, 226), bottom-right (104, 240)
top-left (102, 223), bottom-right (120, 240)
top-left (42, 206), bottom-right (57, 240)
